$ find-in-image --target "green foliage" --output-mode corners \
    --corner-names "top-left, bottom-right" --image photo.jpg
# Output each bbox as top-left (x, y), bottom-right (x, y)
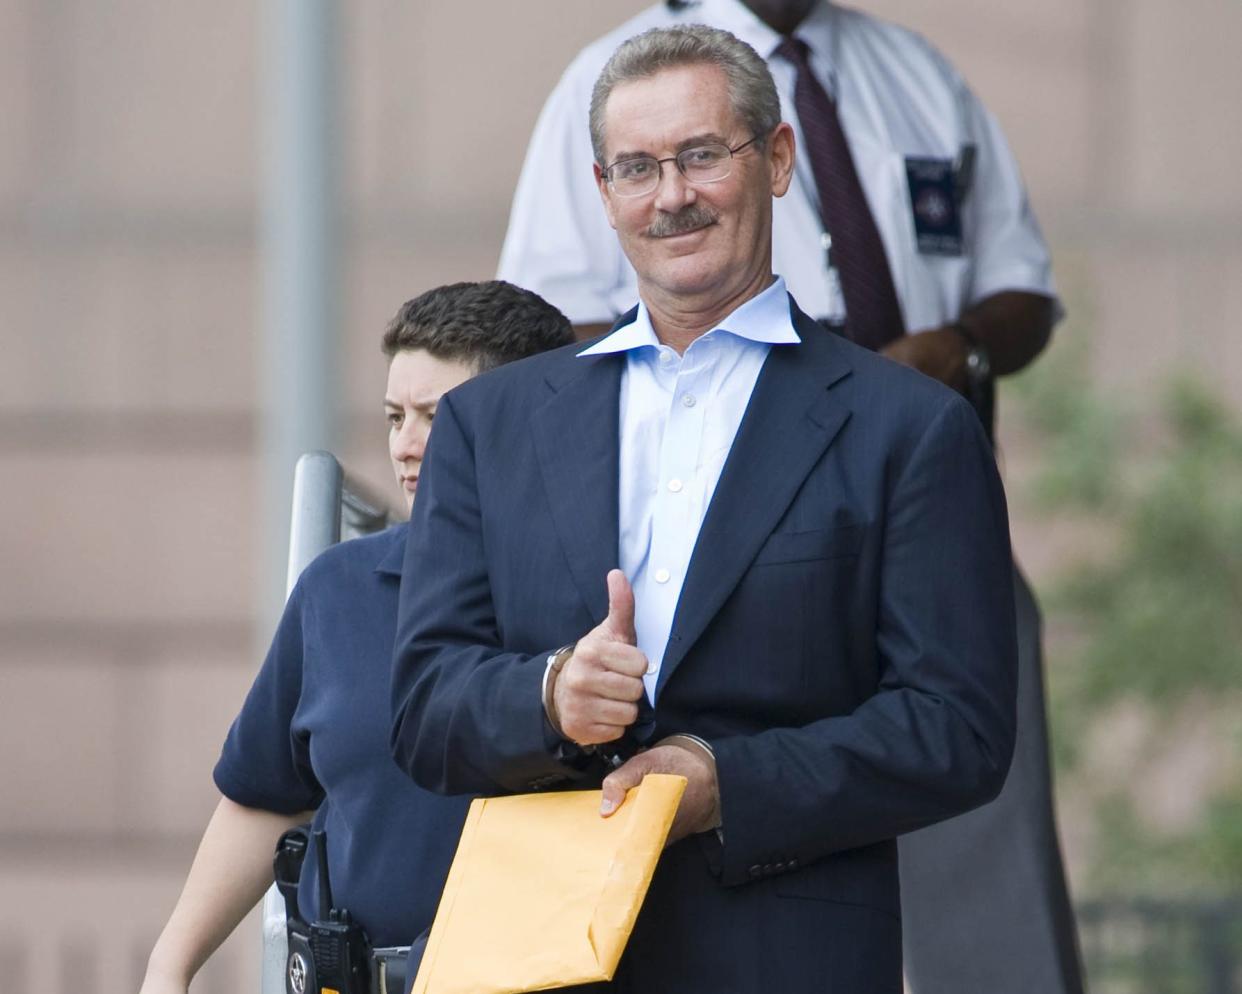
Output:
top-left (1046, 374), bottom-right (1242, 709)
top-left (1014, 331), bottom-right (1242, 895)
top-left (1008, 324), bottom-right (1122, 510)
top-left (1089, 796), bottom-right (1203, 896)
top-left (1203, 792), bottom-right (1242, 885)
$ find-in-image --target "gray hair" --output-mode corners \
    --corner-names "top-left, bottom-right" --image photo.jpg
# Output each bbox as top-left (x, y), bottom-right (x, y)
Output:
top-left (589, 25), bottom-right (781, 166)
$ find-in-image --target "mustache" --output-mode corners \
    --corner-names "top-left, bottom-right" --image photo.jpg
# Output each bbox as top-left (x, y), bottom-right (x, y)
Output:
top-left (646, 204), bottom-right (719, 238)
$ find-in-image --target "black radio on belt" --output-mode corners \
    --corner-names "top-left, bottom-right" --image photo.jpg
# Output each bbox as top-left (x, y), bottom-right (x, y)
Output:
top-left (274, 827), bottom-right (371, 994)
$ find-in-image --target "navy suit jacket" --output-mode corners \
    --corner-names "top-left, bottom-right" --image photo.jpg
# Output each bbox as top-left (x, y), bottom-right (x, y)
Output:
top-left (391, 299), bottom-right (1017, 993)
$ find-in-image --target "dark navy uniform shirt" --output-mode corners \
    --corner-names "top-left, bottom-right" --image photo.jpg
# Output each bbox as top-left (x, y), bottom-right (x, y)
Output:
top-left (214, 524), bottom-right (470, 947)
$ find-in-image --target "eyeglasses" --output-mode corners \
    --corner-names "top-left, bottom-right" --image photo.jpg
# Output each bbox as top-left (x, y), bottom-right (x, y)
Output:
top-left (602, 135), bottom-right (762, 198)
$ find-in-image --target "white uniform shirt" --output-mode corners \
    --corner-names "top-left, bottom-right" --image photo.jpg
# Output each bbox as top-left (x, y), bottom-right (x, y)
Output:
top-left (577, 277), bottom-right (800, 700)
top-left (498, 0), bottom-right (1057, 332)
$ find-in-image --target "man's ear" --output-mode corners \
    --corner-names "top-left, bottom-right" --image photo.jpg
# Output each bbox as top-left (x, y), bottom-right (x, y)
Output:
top-left (595, 162), bottom-right (619, 230)
top-left (767, 122), bottom-right (796, 199)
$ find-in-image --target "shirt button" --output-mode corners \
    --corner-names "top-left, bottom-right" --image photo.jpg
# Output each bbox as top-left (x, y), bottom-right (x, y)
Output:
top-left (659, 351), bottom-right (675, 365)
top-left (682, 394), bottom-right (697, 408)
top-left (667, 478), bottom-right (683, 493)
top-left (654, 568), bottom-right (671, 584)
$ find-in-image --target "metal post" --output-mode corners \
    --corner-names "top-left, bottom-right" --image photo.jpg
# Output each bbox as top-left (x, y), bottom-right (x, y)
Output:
top-left (259, 0), bottom-right (341, 634)
top-left (286, 451), bottom-right (344, 593)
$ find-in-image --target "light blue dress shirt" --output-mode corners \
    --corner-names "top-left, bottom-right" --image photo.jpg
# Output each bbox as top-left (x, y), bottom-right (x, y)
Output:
top-left (578, 277), bottom-right (801, 700)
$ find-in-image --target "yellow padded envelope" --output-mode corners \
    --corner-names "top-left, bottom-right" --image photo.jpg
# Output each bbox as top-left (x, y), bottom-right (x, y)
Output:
top-left (410, 773), bottom-right (687, 994)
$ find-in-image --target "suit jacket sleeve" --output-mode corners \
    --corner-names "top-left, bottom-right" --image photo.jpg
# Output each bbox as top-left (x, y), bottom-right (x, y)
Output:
top-left (710, 395), bottom-right (1018, 886)
top-left (390, 392), bottom-right (594, 794)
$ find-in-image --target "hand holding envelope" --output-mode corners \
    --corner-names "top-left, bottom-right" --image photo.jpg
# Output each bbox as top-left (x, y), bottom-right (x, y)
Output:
top-left (601, 740), bottom-right (721, 841)
top-left (410, 774), bottom-right (687, 994)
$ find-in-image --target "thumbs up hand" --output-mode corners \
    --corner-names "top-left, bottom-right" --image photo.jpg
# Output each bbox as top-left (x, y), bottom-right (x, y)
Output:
top-left (549, 570), bottom-right (649, 747)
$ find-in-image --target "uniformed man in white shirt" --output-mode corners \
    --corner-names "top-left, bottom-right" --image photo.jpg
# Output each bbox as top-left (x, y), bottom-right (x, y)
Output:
top-left (498, 3), bottom-right (1082, 993)
top-left (499, 0), bottom-right (1057, 399)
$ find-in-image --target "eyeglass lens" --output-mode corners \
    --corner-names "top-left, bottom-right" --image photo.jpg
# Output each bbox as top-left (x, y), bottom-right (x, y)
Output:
top-left (609, 143), bottom-right (734, 197)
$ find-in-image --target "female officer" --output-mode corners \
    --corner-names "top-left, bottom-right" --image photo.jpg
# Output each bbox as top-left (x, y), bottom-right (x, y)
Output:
top-left (139, 281), bottom-right (573, 994)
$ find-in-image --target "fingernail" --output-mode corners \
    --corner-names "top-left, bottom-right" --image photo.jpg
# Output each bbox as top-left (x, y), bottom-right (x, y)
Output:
top-left (600, 797), bottom-right (617, 816)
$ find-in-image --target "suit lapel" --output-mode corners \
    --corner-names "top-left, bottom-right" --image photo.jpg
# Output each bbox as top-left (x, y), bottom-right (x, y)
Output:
top-left (530, 348), bottom-right (625, 624)
top-left (658, 311), bottom-right (854, 692)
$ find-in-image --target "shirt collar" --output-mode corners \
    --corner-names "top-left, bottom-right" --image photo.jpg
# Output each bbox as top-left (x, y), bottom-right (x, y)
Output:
top-left (576, 307), bottom-right (658, 357)
top-left (577, 276), bottom-right (800, 358)
top-left (697, 0), bottom-right (838, 61)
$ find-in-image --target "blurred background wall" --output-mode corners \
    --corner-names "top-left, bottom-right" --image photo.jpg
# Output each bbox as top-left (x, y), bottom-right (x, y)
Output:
top-left (1, 2), bottom-right (1240, 992)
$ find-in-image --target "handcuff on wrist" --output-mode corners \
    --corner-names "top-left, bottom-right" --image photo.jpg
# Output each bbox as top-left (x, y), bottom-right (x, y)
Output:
top-left (542, 642), bottom-right (577, 740)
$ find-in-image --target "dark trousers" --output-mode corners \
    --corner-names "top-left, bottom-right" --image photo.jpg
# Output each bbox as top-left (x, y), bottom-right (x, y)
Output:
top-left (900, 566), bottom-right (1085, 993)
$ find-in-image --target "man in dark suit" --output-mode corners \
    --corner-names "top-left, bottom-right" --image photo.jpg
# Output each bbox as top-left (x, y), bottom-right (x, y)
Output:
top-left (392, 24), bottom-right (1016, 993)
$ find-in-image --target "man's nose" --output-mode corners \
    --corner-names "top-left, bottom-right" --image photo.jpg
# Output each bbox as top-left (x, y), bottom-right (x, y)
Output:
top-left (392, 423), bottom-right (427, 462)
top-left (652, 161), bottom-right (696, 213)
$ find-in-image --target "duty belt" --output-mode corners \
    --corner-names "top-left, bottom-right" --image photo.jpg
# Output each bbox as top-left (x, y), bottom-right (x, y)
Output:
top-left (370, 945), bottom-right (410, 994)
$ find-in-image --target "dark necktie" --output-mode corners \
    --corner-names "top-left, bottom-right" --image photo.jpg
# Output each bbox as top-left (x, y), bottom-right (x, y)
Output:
top-left (774, 36), bottom-right (904, 350)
